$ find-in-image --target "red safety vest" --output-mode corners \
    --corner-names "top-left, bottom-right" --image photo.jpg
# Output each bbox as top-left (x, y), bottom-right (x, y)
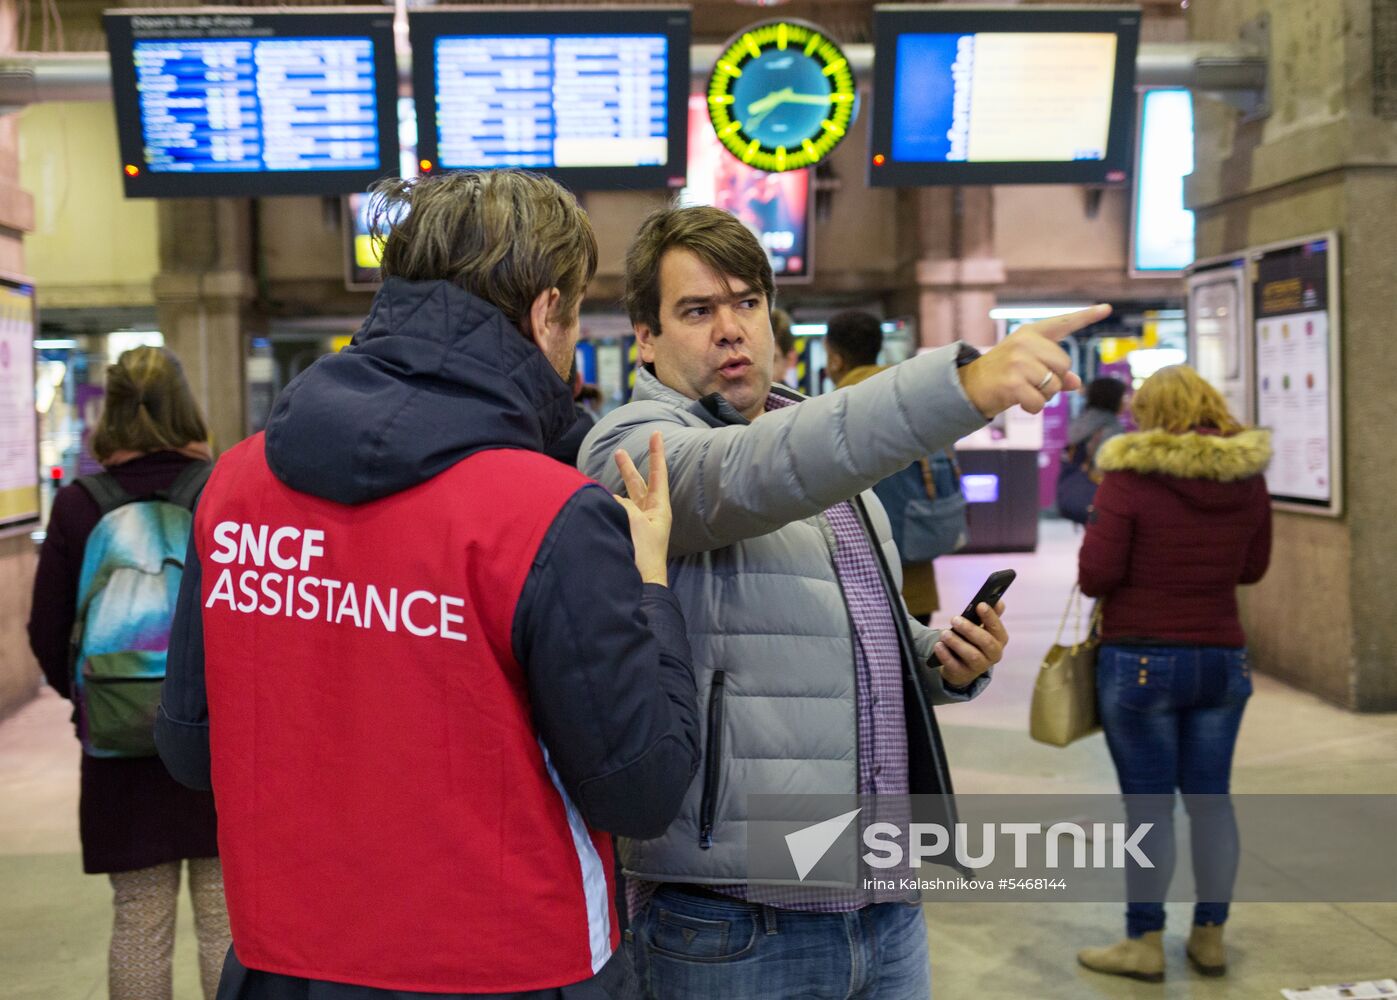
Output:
top-left (197, 434), bottom-right (617, 993)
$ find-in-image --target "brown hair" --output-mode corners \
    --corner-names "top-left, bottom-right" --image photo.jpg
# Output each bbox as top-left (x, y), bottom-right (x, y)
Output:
top-left (1131, 365), bottom-right (1243, 435)
top-left (771, 308), bottom-right (795, 355)
top-left (624, 205), bottom-right (775, 335)
top-left (371, 170), bottom-right (598, 332)
top-left (89, 347), bottom-right (209, 462)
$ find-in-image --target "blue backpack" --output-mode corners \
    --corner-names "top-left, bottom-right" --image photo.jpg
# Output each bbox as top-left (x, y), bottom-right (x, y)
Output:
top-left (1056, 433), bottom-right (1105, 526)
top-left (68, 463), bottom-right (210, 758)
top-left (872, 451), bottom-right (969, 563)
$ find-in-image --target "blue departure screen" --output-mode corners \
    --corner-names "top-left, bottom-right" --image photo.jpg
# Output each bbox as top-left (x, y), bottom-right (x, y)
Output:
top-left (135, 37), bottom-right (380, 174)
top-left (433, 35), bottom-right (668, 170)
top-left (891, 34), bottom-right (962, 164)
top-left (891, 31), bottom-right (1118, 164)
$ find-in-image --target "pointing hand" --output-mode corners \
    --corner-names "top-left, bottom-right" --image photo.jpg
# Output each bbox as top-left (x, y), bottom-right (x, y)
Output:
top-left (958, 305), bottom-right (1111, 418)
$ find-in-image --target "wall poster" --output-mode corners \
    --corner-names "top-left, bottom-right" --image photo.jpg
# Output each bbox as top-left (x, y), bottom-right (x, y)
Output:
top-left (0, 275), bottom-right (38, 529)
top-left (1251, 234), bottom-right (1341, 515)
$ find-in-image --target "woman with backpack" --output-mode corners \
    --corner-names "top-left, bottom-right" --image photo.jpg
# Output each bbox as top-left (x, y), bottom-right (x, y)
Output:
top-left (1056, 376), bottom-right (1129, 525)
top-left (1075, 365), bottom-right (1272, 983)
top-left (28, 346), bottom-right (230, 999)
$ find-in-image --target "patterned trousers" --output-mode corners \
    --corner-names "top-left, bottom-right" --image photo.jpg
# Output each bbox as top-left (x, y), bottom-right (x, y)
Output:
top-left (107, 857), bottom-right (231, 1000)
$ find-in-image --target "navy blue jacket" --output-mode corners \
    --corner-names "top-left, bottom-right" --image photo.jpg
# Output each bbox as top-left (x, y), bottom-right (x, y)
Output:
top-left (157, 278), bottom-right (699, 1000)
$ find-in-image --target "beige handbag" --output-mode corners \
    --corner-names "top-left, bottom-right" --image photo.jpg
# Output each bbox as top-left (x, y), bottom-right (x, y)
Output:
top-left (1029, 588), bottom-right (1103, 747)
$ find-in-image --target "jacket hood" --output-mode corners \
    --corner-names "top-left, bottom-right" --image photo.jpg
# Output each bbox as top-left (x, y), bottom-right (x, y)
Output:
top-left (630, 367), bottom-right (748, 428)
top-left (1096, 427), bottom-right (1272, 509)
top-left (265, 278), bottom-right (576, 505)
top-left (1067, 407), bottom-right (1123, 446)
top-left (630, 366), bottom-right (811, 429)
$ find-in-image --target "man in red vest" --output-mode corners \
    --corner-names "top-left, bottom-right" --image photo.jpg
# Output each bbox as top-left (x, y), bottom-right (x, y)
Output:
top-left (156, 170), bottom-right (700, 1000)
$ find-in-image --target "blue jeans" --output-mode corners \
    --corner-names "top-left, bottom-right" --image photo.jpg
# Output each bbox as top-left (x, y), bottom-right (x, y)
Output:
top-left (1096, 644), bottom-right (1252, 938)
top-left (630, 887), bottom-right (931, 999)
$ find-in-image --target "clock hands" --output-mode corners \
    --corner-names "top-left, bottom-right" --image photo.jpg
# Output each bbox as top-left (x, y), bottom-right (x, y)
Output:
top-left (745, 87), bottom-right (833, 132)
top-left (746, 87), bottom-right (833, 116)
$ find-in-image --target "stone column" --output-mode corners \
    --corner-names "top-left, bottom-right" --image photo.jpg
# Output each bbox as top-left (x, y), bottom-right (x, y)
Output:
top-left (1188, 0), bottom-right (1397, 709)
top-left (913, 187), bottom-right (1005, 350)
top-left (0, 0), bottom-right (40, 718)
top-left (153, 199), bottom-right (256, 454)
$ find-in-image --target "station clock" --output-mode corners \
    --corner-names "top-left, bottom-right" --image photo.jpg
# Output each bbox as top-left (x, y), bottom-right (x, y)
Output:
top-left (706, 20), bottom-right (857, 173)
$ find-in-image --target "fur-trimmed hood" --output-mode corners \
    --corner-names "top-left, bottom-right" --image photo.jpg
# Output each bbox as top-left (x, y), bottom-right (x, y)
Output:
top-left (1096, 427), bottom-right (1271, 510)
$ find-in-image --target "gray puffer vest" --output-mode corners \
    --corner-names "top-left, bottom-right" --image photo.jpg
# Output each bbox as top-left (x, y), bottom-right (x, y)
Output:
top-left (580, 346), bottom-right (991, 884)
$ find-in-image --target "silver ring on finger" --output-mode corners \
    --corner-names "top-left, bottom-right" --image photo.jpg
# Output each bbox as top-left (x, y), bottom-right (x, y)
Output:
top-left (1035, 370), bottom-right (1055, 394)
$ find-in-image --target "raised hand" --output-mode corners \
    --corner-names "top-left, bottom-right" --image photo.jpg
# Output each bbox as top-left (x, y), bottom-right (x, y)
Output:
top-left (612, 431), bottom-right (672, 586)
top-left (958, 305), bottom-right (1112, 418)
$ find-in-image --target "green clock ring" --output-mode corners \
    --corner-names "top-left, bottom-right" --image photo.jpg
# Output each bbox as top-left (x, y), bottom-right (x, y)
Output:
top-left (707, 20), bottom-right (857, 173)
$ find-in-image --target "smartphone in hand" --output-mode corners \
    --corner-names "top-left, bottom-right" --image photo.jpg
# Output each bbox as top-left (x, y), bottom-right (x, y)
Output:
top-left (960, 569), bottom-right (1016, 626)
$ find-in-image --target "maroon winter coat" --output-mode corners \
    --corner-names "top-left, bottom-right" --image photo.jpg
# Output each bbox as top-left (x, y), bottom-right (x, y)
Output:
top-left (1078, 427), bottom-right (1273, 647)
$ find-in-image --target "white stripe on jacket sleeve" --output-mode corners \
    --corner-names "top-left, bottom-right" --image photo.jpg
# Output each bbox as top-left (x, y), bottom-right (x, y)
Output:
top-left (539, 739), bottom-right (614, 975)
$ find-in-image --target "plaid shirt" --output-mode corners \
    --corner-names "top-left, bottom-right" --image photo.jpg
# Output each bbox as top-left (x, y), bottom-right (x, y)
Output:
top-left (628, 390), bottom-right (916, 916)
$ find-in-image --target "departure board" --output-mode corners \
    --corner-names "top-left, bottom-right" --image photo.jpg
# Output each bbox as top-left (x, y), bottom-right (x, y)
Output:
top-left (890, 33), bottom-right (1118, 164)
top-left (410, 7), bottom-right (690, 190)
top-left (434, 35), bottom-right (668, 170)
top-left (869, 6), bottom-right (1139, 186)
top-left (106, 10), bottom-right (398, 197)
top-left (136, 37), bottom-right (379, 174)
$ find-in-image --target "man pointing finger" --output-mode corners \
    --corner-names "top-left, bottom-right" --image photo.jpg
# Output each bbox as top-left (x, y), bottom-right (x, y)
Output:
top-left (581, 205), bottom-right (1109, 998)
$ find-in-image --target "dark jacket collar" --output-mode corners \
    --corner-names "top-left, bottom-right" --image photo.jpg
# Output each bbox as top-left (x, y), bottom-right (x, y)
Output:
top-left (265, 278), bottom-right (575, 505)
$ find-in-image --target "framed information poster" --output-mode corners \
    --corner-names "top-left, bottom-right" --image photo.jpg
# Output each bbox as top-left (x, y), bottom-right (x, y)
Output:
top-left (1250, 233), bottom-right (1342, 515)
top-left (0, 275), bottom-right (38, 529)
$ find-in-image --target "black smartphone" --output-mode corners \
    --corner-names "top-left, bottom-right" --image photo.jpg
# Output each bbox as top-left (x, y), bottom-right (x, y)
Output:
top-left (960, 569), bottom-right (1016, 627)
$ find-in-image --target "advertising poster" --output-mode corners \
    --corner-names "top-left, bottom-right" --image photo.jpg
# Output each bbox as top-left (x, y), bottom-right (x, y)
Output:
top-left (681, 95), bottom-right (813, 281)
top-left (0, 278), bottom-right (38, 527)
top-left (1252, 236), bottom-right (1339, 512)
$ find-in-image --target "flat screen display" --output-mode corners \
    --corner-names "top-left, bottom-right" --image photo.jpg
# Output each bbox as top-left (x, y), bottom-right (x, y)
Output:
top-left (410, 7), bottom-right (690, 190)
top-left (105, 9), bottom-right (399, 198)
top-left (681, 96), bottom-right (812, 281)
top-left (1131, 89), bottom-right (1196, 275)
top-left (870, 6), bottom-right (1140, 186)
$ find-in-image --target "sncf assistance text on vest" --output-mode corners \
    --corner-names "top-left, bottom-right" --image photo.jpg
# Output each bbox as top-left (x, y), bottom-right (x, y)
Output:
top-left (203, 522), bottom-right (468, 642)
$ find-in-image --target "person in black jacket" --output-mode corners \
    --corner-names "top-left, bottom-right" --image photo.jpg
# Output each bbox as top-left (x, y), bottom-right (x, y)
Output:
top-left (155, 170), bottom-right (700, 1000)
top-left (29, 346), bottom-right (229, 1000)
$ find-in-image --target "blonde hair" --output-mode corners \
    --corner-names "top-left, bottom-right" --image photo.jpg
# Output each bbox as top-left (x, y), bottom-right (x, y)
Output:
top-left (371, 170), bottom-right (597, 332)
top-left (1131, 365), bottom-right (1243, 435)
top-left (90, 347), bottom-right (209, 462)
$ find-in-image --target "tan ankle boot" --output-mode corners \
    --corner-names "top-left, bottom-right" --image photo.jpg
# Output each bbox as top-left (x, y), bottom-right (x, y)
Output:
top-left (1077, 931), bottom-right (1165, 982)
top-left (1187, 923), bottom-right (1226, 976)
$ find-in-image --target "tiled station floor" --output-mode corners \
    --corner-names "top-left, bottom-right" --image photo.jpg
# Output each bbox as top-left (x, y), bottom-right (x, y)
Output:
top-left (2, 517), bottom-right (1394, 999)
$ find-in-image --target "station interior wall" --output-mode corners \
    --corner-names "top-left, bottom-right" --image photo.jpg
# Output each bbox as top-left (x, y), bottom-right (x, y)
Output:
top-left (6, 1), bottom-right (1396, 716)
top-left (1189, 0), bottom-right (1397, 712)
